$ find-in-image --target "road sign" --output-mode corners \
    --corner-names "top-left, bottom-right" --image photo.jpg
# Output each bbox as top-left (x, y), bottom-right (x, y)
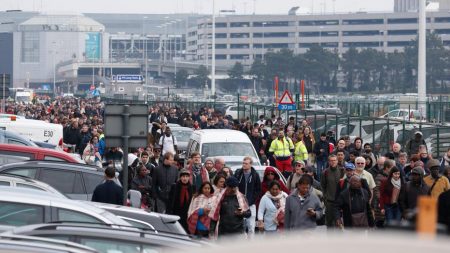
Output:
top-left (278, 104), bottom-right (297, 110)
top-left (279, 90), bottom-right (295, 104)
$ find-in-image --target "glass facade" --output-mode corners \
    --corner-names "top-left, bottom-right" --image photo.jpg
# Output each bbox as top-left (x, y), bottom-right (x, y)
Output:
top-left (21, 32), bottom-right (40, 63)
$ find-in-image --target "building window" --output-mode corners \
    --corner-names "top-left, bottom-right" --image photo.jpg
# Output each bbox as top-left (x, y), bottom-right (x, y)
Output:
top-left (215, 54), bottom-right (227, 60)
top-left (253, 32), bottom-right (289, 38)
top-left (21, 32), bottom-right (40, 63)
top-left (215, 23), bottom-right (227, 28)
top-left (387, 30), bottom-right (417, 35)
top-left (253, 21), bottom-right (289, 27)
top-left (254, 43), bottom-right (289, 49)
top-left (215, 44), bottom-right (227, 49)
top-left (230, 54), bottom-right (249, 60)
top-left (343, 30), bottom-right (381, 36)
top-left (299, 31), bottom-right (338, 37)
top-left (435, 29), bottom-right (450, 35)
top-left (343, 42), bottom-right (379, 47)
top-left (215, 33), bottom-right (227, 38)
top-left (435, 17), bottom-right (450, 23)
top-left (230, 44), bottom-right (249, 49)
top-left (387, 41), bottom-right (413, 47)
top-left (299, 20), bottom-right (339, 26)
top-left (230, 33), bottom-right (249, 38)
top-left (387, 18), bottom-right (417, 24)
top-left (299, 43), bottom-right (319, 48)
top-left (342, 19), bottom-right (384, 25)
top-left (230, 22), bottom-right (250, 28)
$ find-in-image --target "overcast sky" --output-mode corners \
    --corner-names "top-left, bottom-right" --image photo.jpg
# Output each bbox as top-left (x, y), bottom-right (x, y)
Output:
top-left (2, 0), bottom-right (394, 14)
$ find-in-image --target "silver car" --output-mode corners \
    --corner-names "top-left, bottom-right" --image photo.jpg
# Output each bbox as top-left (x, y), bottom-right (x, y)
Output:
top-left (0, 187), bottom-right (130, 232)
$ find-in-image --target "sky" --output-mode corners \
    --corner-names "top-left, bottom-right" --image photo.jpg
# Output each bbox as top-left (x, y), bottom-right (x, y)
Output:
top-left (1, 0), bottom-right (395, 14)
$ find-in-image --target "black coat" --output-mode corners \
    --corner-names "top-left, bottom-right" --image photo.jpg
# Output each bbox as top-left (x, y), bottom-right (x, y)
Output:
top-left (234, 167), bottom-right (262, 206)
top-left (335, 188), bottom-right (374, 228)
top-left (92, 180), bottom-right (123, 205)
top-left (167, 182), bottom-right (194, 232)
top-left (438, 190), bottom-right (450, 234)
top-left (63, 126), bottom-right (80, 145)
top-left (152, 164), bottom-right (179, 202)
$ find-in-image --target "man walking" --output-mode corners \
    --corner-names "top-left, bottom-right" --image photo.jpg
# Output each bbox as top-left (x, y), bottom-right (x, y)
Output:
top-left (234, 156), bottom-right (261, 237)
top-left (152, 152), bottom-right (179, 213)
top-left (321, 155), bottom-right (344, 228)
top-left (92, 166), bottom-right (123, 205)
top-left (269, 130), bottom-right (294, 178)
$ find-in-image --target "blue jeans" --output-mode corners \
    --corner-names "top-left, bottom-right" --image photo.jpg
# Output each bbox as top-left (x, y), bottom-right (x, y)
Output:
top-left (316, 160), bottom-right (327, 182)
top-left (385, 203), bottom-right (401, 224)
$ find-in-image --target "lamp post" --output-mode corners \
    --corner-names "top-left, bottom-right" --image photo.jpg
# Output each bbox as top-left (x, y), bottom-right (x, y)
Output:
top-left (262, 22), bottom-right (267, 61)
top-left (319, 26), bottom-right (324, 46)
top-left (143, 16), bottom-right (148, 91)
top-left (211, 0), bottom-right (216, 96)
top-left (418, 0), bottom-right (426, 111)
top-left (52, 41), bottom-right (57, 97)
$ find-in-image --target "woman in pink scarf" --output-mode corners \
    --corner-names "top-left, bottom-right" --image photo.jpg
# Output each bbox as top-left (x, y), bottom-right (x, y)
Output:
top-left (187, 182), bottom-right (215, 238)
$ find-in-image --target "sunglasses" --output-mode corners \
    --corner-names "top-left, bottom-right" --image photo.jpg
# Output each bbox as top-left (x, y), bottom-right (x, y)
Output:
top-left (356, 162), bottom-right (365, 165)
top-left (295, 164), bottom-right (303, 167)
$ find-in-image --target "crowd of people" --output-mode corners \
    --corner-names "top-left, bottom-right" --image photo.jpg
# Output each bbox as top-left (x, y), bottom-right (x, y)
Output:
top-left (4, 97), bottom-right (450, 238)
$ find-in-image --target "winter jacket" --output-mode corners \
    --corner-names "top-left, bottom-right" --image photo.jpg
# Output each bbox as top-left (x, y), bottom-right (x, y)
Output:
top-left (321, 166), bottom-right (344, 202)
top-left (152, 163), bottom-right (179, 202)
top-left (335, 188), bottom-right (374, 228)
top-left (284, 189), bottom-right (323, 230)
top-left (399, 180), bottom-right (430, 214)
top-left (313, 139), bottom-right (330, 161)
top-left (235, 167), bottom-right (262, 206)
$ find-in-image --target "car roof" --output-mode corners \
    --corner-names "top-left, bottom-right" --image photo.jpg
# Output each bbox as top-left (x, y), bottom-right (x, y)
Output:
top-left (0, 144), bottom-right (78, 163)
top-left (0, 239), bottom-right (97, 253)
top-left (0, 234), bottom-right (98, 253)
top-left (10, 223), bottom-right (201, 248)
top-left (0, 160), bottom-right (102, 174)
top-left (191, 129), bottom-right (251, 143)
top-left (0, 129), bottom-right (37, 146)
top-left (0, 187), bottom-right (129, 226)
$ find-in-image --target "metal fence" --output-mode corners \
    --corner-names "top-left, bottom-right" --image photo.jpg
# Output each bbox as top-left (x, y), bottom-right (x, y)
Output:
top-left (101, 94), bottom-right (450, 158)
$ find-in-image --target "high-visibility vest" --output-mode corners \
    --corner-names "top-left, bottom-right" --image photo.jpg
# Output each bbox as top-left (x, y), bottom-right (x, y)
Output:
top-left (294, 141), bottom-right (308, 162)
top-left (269, 137), bottom-right (294, 157)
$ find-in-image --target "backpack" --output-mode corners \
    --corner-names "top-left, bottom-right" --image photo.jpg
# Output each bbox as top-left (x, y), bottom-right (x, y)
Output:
top-left (160, 134), bottom-right (175, 151)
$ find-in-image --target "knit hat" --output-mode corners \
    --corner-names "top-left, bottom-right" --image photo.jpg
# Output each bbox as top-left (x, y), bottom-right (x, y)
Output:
top-left (411, 166), bottom-right (424, 176)
top-left (179, 168), bottom-right (190, 177)
top-left (427, 159), bottom-right (440, 169)
top-left (294, 160), bottom-right (305, 166)
top-left (226, 176), bottom-right (239, 188)
top-left (205, 157), bottom-right (214, 164)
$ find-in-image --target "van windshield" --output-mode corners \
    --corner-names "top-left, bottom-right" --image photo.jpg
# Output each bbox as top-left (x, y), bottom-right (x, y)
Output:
top-left (202, 143), bottom-right (257, 159)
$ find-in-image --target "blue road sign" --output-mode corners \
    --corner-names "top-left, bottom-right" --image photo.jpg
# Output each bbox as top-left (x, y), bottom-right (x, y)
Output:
top-left (278, 104), bottom-right (296, 110)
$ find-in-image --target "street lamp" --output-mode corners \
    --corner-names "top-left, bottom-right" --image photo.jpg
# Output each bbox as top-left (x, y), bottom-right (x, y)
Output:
top-left (142, 16), bottom-right (148, 91)
top-left (211, 0), bottom-right (216, 96)
top-left (52, 41), bottom-right (57, 97)
top-left (319, 26), bottom-right (324, 46)
top-left (262, 22), bottom-right (266, 61)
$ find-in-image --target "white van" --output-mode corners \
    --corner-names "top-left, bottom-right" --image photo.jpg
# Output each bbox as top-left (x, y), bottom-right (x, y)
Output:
top-left (0, 115), bottom-right (63, 147)
top-left (185, 129), bottom-right (261, 168)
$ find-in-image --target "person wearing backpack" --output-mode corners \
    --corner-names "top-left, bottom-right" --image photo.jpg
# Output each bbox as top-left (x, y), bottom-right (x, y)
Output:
top-left (158, 127), bottom-right (178, 156)
top-left (399, 167), bottom-right (429, 221)
top-left (424, 159), bottom-right (450, 198)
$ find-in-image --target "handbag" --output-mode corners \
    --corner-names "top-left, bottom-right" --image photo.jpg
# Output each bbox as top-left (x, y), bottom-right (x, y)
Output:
top-left (349, 190), bottom-right (369, 227)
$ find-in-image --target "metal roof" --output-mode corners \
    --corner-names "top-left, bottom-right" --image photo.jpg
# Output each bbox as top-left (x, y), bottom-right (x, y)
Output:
top-left (19, 14), bottom-right (105, 32)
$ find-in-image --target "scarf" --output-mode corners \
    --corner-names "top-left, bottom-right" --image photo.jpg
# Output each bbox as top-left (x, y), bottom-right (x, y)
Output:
top-left (264, 191), bottom-right (287, 225)
top-left (187, 194), bottom-right (215, 234)
top-left (391, 178), bottom-right (401, 189)
top-left (180, 184), bottom-right (189, 207)
top-left (444, 154), bottom-right (450, 165)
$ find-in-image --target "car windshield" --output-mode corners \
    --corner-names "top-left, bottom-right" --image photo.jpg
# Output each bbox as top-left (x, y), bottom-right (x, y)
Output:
top-left (171, 129), bottom-right (192, 143)
top-left (202, 143), bottom-right (257, 159)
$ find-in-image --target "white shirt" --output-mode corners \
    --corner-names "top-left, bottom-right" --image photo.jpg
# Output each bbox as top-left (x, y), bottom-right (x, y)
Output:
top-left (159, 134), bottom-right (178, 156)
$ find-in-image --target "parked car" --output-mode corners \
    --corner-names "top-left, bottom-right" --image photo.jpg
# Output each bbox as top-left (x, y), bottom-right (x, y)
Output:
top-left (84, 201), bottom-right (187, 236)
top-left (0, 174), bottom-right (66, 198)
top-left (6, 223), bottom-right (202, 253)
top-left (185, 129), bottom-right (261, 168)
top-left (380, 109), bottom-right (426, 122)
top-left (0, 160), bottom-right (105, 200)
top-left (0, 235), bottom-right (97, 253)
top-left (0, 187), bottom-right (130, 232)
top-left (170, 126), bottom-right (193, 160)
top-left (0, 144), bottom-right (80, 164)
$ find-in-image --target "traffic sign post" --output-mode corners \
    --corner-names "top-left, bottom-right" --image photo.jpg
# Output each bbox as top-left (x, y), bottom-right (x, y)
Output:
top-left (278, 90), bottom-right (296, 111)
